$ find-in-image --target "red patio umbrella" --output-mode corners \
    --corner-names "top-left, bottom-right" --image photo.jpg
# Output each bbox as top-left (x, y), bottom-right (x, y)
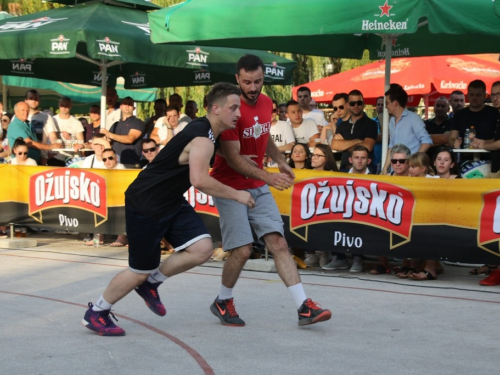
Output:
top-left (293, 54), bottom-right (500, 108)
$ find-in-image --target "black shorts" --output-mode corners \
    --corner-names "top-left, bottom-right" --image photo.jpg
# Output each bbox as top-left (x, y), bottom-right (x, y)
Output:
top-left (125, 199), bottom-right (211, 273)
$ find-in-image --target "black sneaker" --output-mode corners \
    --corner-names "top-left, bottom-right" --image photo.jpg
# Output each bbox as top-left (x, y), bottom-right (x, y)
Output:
top-left (297, 298), bottom-right (331, 326)
top-left (210, 297), bottom-right (245, 326)
top-left (81, 302), bottom-right (126, 336)
top-left (134, 281), bottom-right (166, 316)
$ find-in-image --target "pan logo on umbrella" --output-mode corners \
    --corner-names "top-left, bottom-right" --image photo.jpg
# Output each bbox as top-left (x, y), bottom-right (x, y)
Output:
top-left (96, 37), bottom-right (121, 57)
top-left (50, 34), bottom-right (70, 55)
top-left (91, 70), bottom-right (110, 85)
top-left (264, 62), bottom-right (286, 81)
top-left (10, 58), bottom-right (33, 74)
top-left (130, 71), bottom-right (147, 87)
top-left (0, 17), bottom-right (67, 32)
top-left (186, 47), bottom-right (210, 67)
top-left (193, 69), bottom-right (212, 84)
top-left (362, 0), bottom-right (408, 32)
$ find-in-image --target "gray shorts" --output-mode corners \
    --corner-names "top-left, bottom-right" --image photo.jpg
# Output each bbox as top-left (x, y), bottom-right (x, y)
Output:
top-left (214, 184), bottom-right (284, 251)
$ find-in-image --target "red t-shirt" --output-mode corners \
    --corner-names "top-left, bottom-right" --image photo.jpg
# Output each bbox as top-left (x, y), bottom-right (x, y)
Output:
top-left (211, 94), bottom-right (272, 190)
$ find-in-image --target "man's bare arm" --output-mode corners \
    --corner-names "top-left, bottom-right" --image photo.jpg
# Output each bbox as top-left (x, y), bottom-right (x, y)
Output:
top-left (101, 129), bottom-right (142, 144)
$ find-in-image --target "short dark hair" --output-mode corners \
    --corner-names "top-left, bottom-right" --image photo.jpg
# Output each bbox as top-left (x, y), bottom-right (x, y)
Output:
top-left (332, 93), bottom-right (348, 102)
top-left (348, 89), bottom-right (363, 98)
top-left (492, 81), bottom-right (500, 89)
top-left (165, 105), bottom-right (179, 114)
top-left (206, 82), bottom-right (241, 113)
top-left (24, 89), bottom-right (39, 99)
top-left (169, 93), bottom-right (181, 100)
top-left (236, 54), bottom-right (265, 75)
top-left (102, 148), bottom-right (115, 155)
top-left (450, 90), bottom-right (464, 97)
top-left (272, 99), bottom-right (278, 107)
top-left (385, 84), bottom-right (408, 108)
top-left (297, 86), bottom-right (311, 95)
top-left (278, 103), bottom-right (287, 110)
top-left (59, 96), bottom-right (72, 105)
top-left (286, 99), bottom-right (299, 108)
top-left (186, 100), bottom-right (197, 106)
top-left (90, 105), bottom-right (100, 113)
top-left (142, 138), bottom-right (157, 147)
top-left (351, 145), bottom-right (370, 155)
top-left (155, 98), bottom-right (167, 106)
top-left (468, 80), bottom-right (486, 92)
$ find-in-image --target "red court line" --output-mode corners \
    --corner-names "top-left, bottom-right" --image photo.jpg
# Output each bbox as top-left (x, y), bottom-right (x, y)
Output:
top-left (0, 290), bottom-right (214, 375)
top-left (2, 252), bottom-right (499, 305)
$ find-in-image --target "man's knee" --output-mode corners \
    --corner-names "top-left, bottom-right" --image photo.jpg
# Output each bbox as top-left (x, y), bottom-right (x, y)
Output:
top-left (186, 238), bottom-right (213, 261)
top-left (264, 233), bottom-right (288, 254)
top-left (229, 245), bottom-right (252, 261)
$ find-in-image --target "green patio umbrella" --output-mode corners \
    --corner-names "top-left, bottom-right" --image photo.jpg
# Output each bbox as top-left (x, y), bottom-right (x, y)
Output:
top-left (149, 0), bottom-right (500, 165)
top-left (0, 0), bottom-right (296, 126)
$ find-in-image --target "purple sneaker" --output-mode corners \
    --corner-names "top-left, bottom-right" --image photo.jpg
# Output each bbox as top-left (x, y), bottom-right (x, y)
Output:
top-left (82, 302), bottom-right (125, 336)
top-left (134, 281), bottom-right (166, 316)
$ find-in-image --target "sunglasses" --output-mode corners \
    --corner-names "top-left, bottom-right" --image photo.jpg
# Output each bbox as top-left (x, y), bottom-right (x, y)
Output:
top-left (143, 146), bottom-right (157, 153)
top-left (102, 156), bottom-right (115, 162)
top-left (312, 154), bottom-right (326, 158)
top-left (349, 100), bottom-right (364, 107)
top-left (333, 105), bottom-right (345, 111)
top-left (391, 159), bottom-right (407, 164)
top-left (17, 152), bottom-right (28, 156)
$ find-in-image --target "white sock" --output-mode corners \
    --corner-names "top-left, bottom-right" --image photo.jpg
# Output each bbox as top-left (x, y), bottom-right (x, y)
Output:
top-left (93, 295), bottom-right (112, 311)
top-left (287, 283), bottom-right (307, 310)
top-left (218, 284), bottom-right (233, 301)
top-left (148, 268), bottom-right (168, 284)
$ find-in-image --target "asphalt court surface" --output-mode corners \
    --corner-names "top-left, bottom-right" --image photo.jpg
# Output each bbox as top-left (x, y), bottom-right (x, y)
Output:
top-left (1, 233), bottom-right (499, 375)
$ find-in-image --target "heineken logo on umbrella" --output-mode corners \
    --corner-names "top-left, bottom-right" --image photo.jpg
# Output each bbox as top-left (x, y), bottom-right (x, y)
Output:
top-left (361, 1), bottom-right (408, 31)
top-left (10, 59), bottom-right (34, 74)
top-left (186, 47), bottom-right (210, 67)
top-left (96, 37), bottom-right (121, 57)
top-left (0, 17), bottom-right (67, 33)
top-left (264, 63), bottom-right (285, 81)
top-left (50, 35), bottom-right (70, 55)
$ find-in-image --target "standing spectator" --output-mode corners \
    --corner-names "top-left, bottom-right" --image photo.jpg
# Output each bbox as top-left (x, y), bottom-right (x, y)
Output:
top-left (296, 86), bottom-right (327, 131)
top-left (8, 102), bottom-right (57, 165)
top-left (105, 87), bottom-right (121, 130)
top-left (24, 89), bottom-right (57, 143)
top-left (79, 117), bottom-right (93, 142)
top-left (100, 97), bottom-right (145, 167)
top-left (309, 99), bottom-right (318, 110)
top-left (448, 90), bottom-right (465, 119)
top-left (372, 96), bottom-right (385, 172)
top-left (143, 99), bottom-right (166, 138)
top-left (277, 103), bottom-right (287, 121)
top-left (269, 100), bottom-right (295, 167)
top-left (185, 100), bottom-right (199, 120)
top-left (330, 90), bottom-right (377, 171)
top-left (151, 105), bottom-right (187, 150)
top-left (87, 105), bottom-right (102, 140)
top-left (287, 100), bottom-right (319, 147)
top-left (169, 93), bottom-right (192, 126)
top-left (320, 93), bottom-right (350, 145)
top-left (425, 97), bottom-right (452, 158)
top-left (382, 84), bottom-right (432, 174)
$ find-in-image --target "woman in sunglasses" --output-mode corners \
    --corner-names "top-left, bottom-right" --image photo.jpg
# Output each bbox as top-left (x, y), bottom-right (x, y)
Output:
top-left (10, 137), bottom-right (37, 166)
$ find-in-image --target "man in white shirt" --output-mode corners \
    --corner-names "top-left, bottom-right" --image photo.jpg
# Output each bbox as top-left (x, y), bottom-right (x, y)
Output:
top-left (151, 105), bottom-right (187, 149)
top-left (169, 93), bottom-right (192, 127)
top-left (296, 86), bottom-right (327, 131)
top-left (269, 100), bottom-right (295, 167)
top-left (81, 135), bottom-right (111, 169)
top-left (287, 100), bottom-right (319, 147)
top-left (102, 148), bottom-right (126, 170)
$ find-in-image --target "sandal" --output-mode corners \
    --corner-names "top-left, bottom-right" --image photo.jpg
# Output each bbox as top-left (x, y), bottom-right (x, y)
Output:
top-left (411, 270), bottom-right (436, 281)
top-left (85, 240), bottom-right (104, 246)
top-left (110, 241), bottom-right (127, 247)
top-left (469, 264), bottom-right (497, 275)
top-left (370, 265), bottom-right (390, 275)
top-left (396, 267), bottom-right (416, 279)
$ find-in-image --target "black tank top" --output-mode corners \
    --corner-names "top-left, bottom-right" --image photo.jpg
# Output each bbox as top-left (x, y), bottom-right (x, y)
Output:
top-left (125, 117), bottom-right (215, 217)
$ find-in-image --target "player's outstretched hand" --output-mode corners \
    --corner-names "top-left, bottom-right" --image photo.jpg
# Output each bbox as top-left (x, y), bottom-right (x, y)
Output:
top-left (266, 172), bottom-right (294, 191)
top-left (237, 191), bottom-right (255, 208)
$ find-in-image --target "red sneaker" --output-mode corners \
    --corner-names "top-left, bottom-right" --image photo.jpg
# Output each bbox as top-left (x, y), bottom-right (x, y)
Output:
top-left (298, 298), bottom-right (332, 326)
top-left (480, 269), bottom-right (500, 286)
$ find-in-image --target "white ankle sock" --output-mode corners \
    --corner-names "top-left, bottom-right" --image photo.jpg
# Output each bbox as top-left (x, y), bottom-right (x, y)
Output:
top-left (93, 295), bottom-right (112, 311)
top-left (287, 283), bottom-right (307, 310)
top-left (218, 284), bottom-right (233, 301)
top-left (148, 269), bottom-right (168, 284)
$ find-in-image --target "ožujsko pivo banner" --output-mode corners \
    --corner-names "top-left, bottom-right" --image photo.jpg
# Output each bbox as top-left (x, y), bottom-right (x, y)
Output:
top-left (1, 165), bottom-right (500, 263)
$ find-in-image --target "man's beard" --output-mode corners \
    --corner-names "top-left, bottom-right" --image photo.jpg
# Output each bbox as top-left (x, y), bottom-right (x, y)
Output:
top-left (241, 88), bottom-right (261, 103)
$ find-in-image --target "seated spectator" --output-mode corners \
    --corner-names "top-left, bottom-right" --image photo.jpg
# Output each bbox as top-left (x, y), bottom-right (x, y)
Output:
top-left (100, 97), bottom-right (145, 167)
top-left (286, 100), bottom-right (319, 147)
top-left (432, 147), bottom-right (459, 179)
top-left (102, 148), bottom-right (126, 170)
top-left (151, 105), bottom-right (187, 150)
top-left (0, 113), bottom-right (12, 159)
top-left (330, 90), bottom-right (377, 171)
top-left (408, 152), bottom-right (437, 178)
top-left (10, 138), bottom-right (37, 166)
top-left (288, 143), bottom-right (311, 169)
top-left (348, 145), bottom-right (371, 174)
top-left (310, 144), bottom-right (338, 172)
top-left (81, 134), bottom-right (111, 169)
top-left (141, 138), bottom-right (159, 168)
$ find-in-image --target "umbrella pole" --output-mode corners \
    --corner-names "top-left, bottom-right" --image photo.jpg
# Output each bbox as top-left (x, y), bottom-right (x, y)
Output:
top-left (1, 76), bottom-right (7, 110)
top-left (100, 61), bottom-right (107, 130)
top-left (381, 35), bottom-right (393, 172)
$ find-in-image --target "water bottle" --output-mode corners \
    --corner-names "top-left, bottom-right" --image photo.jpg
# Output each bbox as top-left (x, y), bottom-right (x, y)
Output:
top-left (93, 234), bottom-right (100, 247)
top-left (468, 126), bottom-right (476, 149)
top-left (463, 128), bottom-right (471, 149)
